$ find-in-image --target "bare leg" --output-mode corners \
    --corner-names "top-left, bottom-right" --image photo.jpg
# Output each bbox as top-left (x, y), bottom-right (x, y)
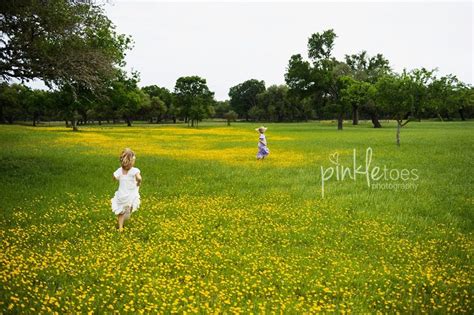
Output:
top-left (117, 214), bottom-right (125, 231)
top-left (124, 206), bottom-right (131, 221)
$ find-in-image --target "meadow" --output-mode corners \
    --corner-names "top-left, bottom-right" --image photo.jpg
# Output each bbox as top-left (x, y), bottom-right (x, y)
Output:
top-left (1, 120), bottom-right (473, 313)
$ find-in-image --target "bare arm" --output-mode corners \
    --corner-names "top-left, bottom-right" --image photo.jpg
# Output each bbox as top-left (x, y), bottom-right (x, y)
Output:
top-left (135, 173), bottom-right (142, 186)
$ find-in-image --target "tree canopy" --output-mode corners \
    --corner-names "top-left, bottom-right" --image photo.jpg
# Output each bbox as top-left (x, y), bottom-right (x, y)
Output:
top-left (228, 79), bottom-right (266, 121)
top-left (1, 0), bottom-right (132, 130)
top-left (1, 0), bottom-right (131, 88)
top-left (174, 76), bottom-right (215, 127)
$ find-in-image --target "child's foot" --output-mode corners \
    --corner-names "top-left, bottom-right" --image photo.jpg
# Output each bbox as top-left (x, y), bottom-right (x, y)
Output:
top-left (118, 227), bottom-right (124, 232)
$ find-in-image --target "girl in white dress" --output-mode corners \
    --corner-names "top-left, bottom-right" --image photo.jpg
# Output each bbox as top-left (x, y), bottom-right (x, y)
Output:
top-left (111, 148), bottom-right (142, 231)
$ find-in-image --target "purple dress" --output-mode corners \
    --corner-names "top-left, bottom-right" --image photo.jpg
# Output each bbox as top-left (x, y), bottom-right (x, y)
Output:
top-left (256, 134), bottom-right (270, 159)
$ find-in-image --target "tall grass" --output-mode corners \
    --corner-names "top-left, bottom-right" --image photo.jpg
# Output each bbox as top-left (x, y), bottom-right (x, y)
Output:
top-left (0, 121), bottom-right (472, 313)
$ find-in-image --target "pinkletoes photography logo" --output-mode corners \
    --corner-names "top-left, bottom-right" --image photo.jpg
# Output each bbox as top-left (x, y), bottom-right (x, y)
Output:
top-left (320, 147), bottom-right (419, 198)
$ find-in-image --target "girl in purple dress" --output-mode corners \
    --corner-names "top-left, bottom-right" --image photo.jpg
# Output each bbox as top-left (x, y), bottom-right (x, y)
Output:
top-left (256, 126), bottom-right (270, 160)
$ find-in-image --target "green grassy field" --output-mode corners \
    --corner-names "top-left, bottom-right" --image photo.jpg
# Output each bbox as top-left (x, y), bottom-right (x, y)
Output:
top-left (1, 120), bottom-right (473, 313)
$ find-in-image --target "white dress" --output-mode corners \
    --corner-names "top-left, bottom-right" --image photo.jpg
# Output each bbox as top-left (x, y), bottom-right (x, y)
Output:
top-left (111, 167), bottom-right (141, 215)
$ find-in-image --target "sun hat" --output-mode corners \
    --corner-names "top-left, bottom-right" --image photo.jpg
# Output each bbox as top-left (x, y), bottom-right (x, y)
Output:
top-left (255, 126), bottom-right (268, 132)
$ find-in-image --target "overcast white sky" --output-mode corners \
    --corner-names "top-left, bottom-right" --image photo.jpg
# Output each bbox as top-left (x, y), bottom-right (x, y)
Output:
top-left (32, 1), bottom-right (474, 100)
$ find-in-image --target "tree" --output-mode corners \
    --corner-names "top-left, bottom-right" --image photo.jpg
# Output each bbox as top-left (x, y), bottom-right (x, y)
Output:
top-left (454, 84), bottom-right (474, 121)
top-left (111, 73), bottom-right (149, 127)
top-left (54, 84), bottom-right (79, 127)
top-left (307, 30), bottom-right (341, 125)
top-left (214, 100), bottom-right (231, 118)
top-left (362, 84), bottom-right (382, 128)
top-left (427, 74), bottom-right (468, 121)
top-left (345, 51), bottom-right (391, 83)
top-left (257, 85), bottom-right (291, 121)
top-left (375, 74), bottom-right (416, 146)
top-left (285, 54), bottom-right (322, 120)
top-left (345, 51), bottom-right (391, 126)
top-left (91, 93), bottom-right (115, 125)
top-left (406, 68), bottom-right (435, 121)
top-left (1, 0), bottom-right (132, 130)
top-left (323, 60), bottom-right (352, 130)
top-left (24, 89), bottom-right (51, 126)
top-left (285, 54), bottom-right (315, 98)
top-left (340, 78), bottom-right (374, 126)
top-left (286, 29), bottom-right (352, 129)
top-left (75, 84), bottom-right (97, 125)
top-left (0, 83), bottom-right (28, 123)
top-left (223, 110), bottom-right (238, 126)
top-left (142, 86), bottom-right (173, 112)
top-left (167, 103), bottom-right (179, 124)
top-left (296, 96), bottom-right (317, 121)
top-left (248, 105), bottom-right (264, 121)
top-left (307, 30), bottom-right (337, 61)
top-left (228, 79), bottom-right (265, 120)
top-left (148, 96), bottom-right (167, 123)
top-left (174, 76), bottom-right (214, 127)
top-left (142, 86), bottom-right (175, 122)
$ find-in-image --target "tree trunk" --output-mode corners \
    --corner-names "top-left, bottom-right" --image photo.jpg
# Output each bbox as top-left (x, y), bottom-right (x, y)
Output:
top-left (370, 112), bottom-right (382, 128)
top-left (396, 121), bottom-right (401, 146)
top-left (0, 106), bottom-right (5, 123)
top-left (126, 117), bottom-right (132, 127)
top-left (71, 112), bottom-right (78, 131)
top-left (32, 113), bottom-right (37, 126)
top-left (227, 119), bottom-right (231, 126)
top-left (352, 105), bottom-right (359, 125)
top-left (98, 119), bottom-right (102, 125)
top-left (70, 85), bottom-right (79, 131)
top-left (337, 112), bottom-right (343, 130)
top-left (459, 108), bottom-right (466, 121)
top-left (191, 119), bottom-right (194, 127)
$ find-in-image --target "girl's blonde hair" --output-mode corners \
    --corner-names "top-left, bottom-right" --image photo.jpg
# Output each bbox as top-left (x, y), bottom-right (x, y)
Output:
top-left (120, 148), bottom-right (136, 170)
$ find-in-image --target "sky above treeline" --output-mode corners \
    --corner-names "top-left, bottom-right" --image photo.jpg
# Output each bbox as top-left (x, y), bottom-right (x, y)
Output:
top-left (30, 0), bottom-right (474, 100)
